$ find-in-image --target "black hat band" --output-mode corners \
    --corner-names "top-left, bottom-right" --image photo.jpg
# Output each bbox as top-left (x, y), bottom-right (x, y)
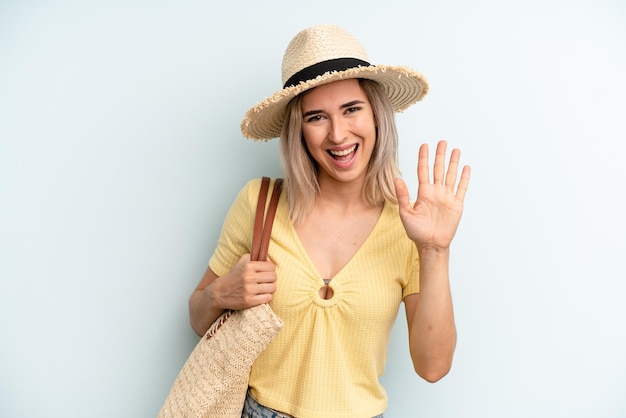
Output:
top-left (283, 58), bottom-right (372, 88)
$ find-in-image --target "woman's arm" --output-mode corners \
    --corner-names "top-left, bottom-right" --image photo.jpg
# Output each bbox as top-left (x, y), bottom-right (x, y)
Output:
top-left (404, 248), bottom-right (456, 382)
top-left (189, 267), bottom-right (225, 337)
top-left (395, 140), bottom-right (470, 382)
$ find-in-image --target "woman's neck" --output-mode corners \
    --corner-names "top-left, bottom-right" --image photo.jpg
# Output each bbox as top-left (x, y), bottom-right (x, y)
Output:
top-left (315, 174), bottom-right (380, 214)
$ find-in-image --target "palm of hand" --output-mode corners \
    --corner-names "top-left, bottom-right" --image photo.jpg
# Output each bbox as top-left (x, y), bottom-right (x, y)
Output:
top-left (395, 141), bottom-right (471, 251)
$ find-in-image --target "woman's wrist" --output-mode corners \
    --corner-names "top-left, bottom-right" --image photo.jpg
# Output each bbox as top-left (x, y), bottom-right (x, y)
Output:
top-left (416, 244), bottom-right (450, 260)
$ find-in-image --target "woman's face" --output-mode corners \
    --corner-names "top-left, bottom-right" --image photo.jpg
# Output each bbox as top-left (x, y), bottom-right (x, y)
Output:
top-left (300, 79), bottom-right (377, 186)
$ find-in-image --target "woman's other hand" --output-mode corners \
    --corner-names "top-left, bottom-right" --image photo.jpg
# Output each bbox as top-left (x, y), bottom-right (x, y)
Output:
top-left (394, 140), bottom-right (471, 252)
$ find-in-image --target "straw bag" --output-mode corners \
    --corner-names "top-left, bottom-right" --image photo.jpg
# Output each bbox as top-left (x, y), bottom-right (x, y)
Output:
top-left (158, 177), bottom-right (284, 418)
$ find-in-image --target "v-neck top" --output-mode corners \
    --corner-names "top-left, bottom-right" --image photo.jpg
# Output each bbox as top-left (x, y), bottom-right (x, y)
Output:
top-left (209, 178), bottom-right (420, 418)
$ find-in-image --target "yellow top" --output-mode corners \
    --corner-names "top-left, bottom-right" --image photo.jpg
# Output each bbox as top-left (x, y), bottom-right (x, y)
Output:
top-left (209, 178), bottom-right (420, 418)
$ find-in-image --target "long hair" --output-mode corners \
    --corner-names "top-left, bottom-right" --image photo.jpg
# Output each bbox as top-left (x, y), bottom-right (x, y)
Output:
top-left (279, 79), bottom-right (400, 224)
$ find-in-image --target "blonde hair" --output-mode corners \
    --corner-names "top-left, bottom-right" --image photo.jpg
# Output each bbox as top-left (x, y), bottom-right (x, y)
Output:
top-left (280, 79), bottom-right (400, 224)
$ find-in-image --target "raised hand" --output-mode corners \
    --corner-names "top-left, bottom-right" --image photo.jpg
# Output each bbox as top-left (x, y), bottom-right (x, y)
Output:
top-left (394, 140), bottom-right (470, 252)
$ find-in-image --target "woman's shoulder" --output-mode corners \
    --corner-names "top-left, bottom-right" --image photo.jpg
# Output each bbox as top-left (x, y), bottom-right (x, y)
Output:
top-left (381, 199), bottom-right (400, 219)
top-left (236, 177), bottom-right (265, 197)
top-left (235, 177), bottom-right (284, 205)
top-left (378, 200), bottom-right (408, 234)
top-left (242, 177), bottom-right (282, 190)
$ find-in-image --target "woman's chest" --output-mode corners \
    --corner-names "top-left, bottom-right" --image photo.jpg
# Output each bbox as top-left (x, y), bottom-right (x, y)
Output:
top-left (293, 207), bottom-right (382, 280)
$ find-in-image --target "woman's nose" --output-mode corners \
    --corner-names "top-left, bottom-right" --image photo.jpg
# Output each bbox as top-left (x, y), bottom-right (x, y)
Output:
top-left (328, 117), bottom-right (348, 143)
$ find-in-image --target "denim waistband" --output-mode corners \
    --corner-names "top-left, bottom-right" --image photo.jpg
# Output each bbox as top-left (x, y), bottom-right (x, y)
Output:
top-left (241, 390), bottom-right (384, 418)
top-left (242, 391), bottom-right (293, 417)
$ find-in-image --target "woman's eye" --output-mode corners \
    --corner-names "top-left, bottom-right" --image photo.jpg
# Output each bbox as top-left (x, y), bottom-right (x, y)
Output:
top-left (305, 115), bottom-right (322, 123)
top-left (346, 106), bottom-right (361, 114)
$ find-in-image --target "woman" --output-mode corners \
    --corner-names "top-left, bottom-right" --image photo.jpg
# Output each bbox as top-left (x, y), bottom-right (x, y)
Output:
top-left (189, 25), bottom-right (470, 417)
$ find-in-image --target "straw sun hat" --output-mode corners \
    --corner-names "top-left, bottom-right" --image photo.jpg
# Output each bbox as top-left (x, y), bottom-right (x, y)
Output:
top-left (240, 24), bottom-right (429, 141)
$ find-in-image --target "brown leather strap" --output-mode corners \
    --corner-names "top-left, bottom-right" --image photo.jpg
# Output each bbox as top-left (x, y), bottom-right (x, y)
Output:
top-left (251, 177), bottom-right (270, 261)
top-left (258, 178), bottom-right (283, 261)
top-left (251, 177), bottom-right (283, 262)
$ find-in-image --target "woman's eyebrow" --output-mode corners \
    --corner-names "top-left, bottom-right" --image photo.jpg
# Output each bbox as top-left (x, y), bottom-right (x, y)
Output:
top-left (340, 100), bottom-right (365, 109)
top-left (302, 109), bottom-right (323, 118)
top-left (303, 100), bottom-right (366, 117)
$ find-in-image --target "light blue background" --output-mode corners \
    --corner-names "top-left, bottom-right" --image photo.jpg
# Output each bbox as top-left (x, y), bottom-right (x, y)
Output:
top-left (1, 1), bottom-right (625, 417)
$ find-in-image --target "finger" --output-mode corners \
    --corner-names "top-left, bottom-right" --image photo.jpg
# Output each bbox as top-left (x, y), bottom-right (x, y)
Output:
top-left (455, 165), bottom-right (471, 201)
top-left (433, 140), bottom-right (447, 185)
top-left (417, 143), bottom-right (430, 185)
top-left (394, 178), bottom-right (411, 210)
top-left (255, 282), bottom-right (277, 295)
top-left (241, 260), bottom-right (274, 285)
top-left (254, 277), bottom-right (278, 289)
top-left (249, 292), bottom-right (274, 306)
top-left (445, 148), bottom-right (461, 193)
top-left (250, 260), bottom-right (277, 273)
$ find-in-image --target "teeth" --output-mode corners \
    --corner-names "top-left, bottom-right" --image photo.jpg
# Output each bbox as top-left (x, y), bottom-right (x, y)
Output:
top-left (329, 145), bottom-right (357, 156)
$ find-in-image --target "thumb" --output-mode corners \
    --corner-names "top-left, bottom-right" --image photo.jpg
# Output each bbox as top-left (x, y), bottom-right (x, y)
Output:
top-left (394, 178), bottom-right (411, 210)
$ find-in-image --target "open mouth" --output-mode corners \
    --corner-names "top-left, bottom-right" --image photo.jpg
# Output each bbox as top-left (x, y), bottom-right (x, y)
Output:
top-left (328, 144), bottom-right (358, 162)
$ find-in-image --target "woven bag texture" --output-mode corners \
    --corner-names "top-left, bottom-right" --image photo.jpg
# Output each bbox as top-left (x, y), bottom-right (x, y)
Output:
top-left (158, 303), bottom-right (283, 418)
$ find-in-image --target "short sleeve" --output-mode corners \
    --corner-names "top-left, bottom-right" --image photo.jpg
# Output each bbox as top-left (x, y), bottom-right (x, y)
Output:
top-left (208, 179), bottom-right (261, 277)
